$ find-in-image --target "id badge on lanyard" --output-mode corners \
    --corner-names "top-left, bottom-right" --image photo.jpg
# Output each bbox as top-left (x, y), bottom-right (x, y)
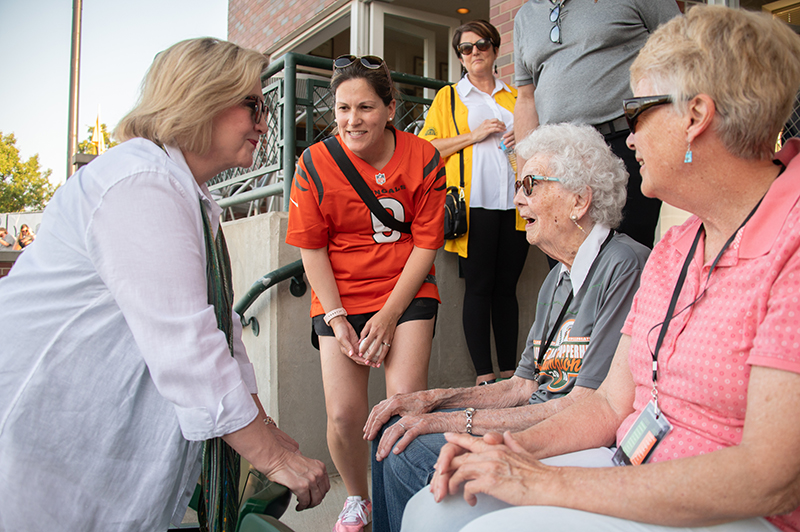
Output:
top-left (612, 193), bottom-right (764, 467)
top-left (612, 401), bottom-right (672, 466)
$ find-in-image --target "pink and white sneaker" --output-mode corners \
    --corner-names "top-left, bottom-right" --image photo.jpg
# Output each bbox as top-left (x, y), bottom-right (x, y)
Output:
top-left (333, 495), bottom-right (372, 532)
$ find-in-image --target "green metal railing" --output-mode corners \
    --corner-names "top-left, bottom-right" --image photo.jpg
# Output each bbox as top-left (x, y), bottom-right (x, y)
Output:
top-left (211, 52), bottom-right (448, 219)
top-left (234, 259), bottom-right (306, 336)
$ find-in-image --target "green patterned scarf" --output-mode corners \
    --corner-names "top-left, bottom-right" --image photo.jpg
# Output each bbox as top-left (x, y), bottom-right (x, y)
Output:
top-left (198, 200), bottom-right (241, 532)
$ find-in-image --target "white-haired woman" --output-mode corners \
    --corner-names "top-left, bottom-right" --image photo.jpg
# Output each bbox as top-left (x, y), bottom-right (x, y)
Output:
top-left (0, 38), bottom-right (329, 532)
top-left (364, 122), bottom-right (650, 532)
top-left (406, 6), bottom-right (800, 532)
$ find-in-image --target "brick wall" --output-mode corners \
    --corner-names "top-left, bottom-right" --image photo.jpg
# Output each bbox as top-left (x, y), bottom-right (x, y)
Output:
top-left (229, 0), bottom-right (341, 52)
top-left (0, 257), bottom-right (17, 279)
top-left (490, 0), bottom-right (525, 86)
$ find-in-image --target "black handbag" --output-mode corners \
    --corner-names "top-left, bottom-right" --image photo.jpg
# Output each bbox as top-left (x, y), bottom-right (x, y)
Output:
top-left (444, 85), bottom-right (467, 240)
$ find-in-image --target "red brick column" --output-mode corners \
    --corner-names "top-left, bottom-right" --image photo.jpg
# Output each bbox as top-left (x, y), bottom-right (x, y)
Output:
top-left (491, 0), bottom-right (526, 87)
top-left (0, 259), bottom-right (16, 279)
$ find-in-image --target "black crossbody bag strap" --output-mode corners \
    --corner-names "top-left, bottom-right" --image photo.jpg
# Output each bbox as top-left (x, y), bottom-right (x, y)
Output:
top-left (323, 136), bottom-right (411, 234)
top-left (449, 85), bottom-right (465, 189)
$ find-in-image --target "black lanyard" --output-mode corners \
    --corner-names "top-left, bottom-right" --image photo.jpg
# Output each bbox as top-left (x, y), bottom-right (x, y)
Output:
top-left (649, 198), bottom-right (765, 387)
top-left (536, 230), bottom-right (615, 371)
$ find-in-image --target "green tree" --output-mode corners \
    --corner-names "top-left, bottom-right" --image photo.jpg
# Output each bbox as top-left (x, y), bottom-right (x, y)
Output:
top-left (77, 122), bottom-right (118, 155)
top-left (0, 132), bottom-right (56, 212)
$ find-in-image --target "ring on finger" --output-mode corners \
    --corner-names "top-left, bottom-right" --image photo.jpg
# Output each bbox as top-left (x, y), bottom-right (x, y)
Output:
top-left (399, 422), bottom-right (406, 430)
top-left (382, 341), bottom-right (391, 348)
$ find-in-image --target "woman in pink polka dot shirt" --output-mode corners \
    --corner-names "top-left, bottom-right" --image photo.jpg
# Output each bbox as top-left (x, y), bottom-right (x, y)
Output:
top-left (400, 6), bottom-right (800, 532)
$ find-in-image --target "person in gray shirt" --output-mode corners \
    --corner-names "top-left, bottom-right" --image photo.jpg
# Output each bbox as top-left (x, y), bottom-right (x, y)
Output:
top-left (364, 124), bottom-right (650, 532)
top-left (0, 227), bottom-right (15, 248)
top-left (514, 0), bottom-right (680, 248)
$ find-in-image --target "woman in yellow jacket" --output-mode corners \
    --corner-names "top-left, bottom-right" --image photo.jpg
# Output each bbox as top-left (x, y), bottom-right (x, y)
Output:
top-left (420, 20), bottom-right (528, 386)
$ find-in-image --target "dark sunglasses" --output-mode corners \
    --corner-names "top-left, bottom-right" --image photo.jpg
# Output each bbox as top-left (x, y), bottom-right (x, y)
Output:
top-left (515, 174), bottom-right (561, 196)
top-left (243, 96), bottom-right (267, 125)
top-left (550, 0), bottom-right (563, 44)
top-left (333, 54), bottom-right (386, 70)
top-left (457, 39), bottom-right (493, 56)
top-left (622, 95), bottom-right (672, 133)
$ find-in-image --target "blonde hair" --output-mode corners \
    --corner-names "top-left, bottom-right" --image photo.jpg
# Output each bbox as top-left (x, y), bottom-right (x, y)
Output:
top-left (631, 5), bottom-right (800, 161)
top-left (115, 38), bottom-right (269, 154)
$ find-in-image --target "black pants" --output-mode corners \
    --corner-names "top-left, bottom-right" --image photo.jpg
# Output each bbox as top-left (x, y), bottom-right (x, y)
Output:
top-left (459, 208), bottom-right (529, 375)
top-left (607, 130), bottom-right (661, 248)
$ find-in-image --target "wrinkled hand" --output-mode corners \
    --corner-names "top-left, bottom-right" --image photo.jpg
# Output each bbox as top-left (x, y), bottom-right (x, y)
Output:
top-left (430, 431), bottom-right (515, 501)
top-left (437, 431), bottom-right (548, 508)
top-left (472, 119), bottom-right (509, 144)
top-left (373, 411), bottom-right (460, 461)
top-left (363, 391), bottom-right (436, 441)
top-left (330, 316), bottom-right (361, 362)
top-left (264, 449), bottom-right (330, 511)
top-left (356, 309), bottom-right (398, 368)
top-left (267, 425), bottom-right (300, 453)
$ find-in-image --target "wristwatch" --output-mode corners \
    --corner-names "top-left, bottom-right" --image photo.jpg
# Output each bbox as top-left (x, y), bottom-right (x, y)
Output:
top-left (464, 407), bottom-right (476, 435)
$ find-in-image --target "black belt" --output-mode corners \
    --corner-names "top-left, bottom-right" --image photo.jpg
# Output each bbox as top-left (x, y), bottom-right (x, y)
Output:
top-left (593, 116), bottom-right (628, 136)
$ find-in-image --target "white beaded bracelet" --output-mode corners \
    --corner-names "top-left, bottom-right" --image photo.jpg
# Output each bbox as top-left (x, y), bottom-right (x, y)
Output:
top-left (323, 307), bottom-right (347, 326)
top-left (264, 415), bottom-right (276, 427)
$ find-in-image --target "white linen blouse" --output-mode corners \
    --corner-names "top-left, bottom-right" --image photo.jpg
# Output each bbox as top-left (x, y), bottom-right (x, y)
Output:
top-left (0, 138), bottom-right (258, 531)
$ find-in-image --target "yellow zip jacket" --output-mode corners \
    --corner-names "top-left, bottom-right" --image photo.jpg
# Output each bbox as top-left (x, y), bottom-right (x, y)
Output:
top-left (419, 82), bottom-right (525, 258)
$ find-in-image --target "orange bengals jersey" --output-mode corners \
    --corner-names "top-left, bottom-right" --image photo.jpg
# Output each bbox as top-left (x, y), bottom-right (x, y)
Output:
top-left (286, 130), bottom-right (446, 317)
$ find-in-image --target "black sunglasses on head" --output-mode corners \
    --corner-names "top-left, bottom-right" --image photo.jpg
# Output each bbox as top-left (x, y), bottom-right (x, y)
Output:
top-left (333, 54), bottom-right (386, 70)
top-left (622, 95), bottom-right (672, 133)
top-left (457, 39), bottom-right (493, 56)
top-left (243, 96), bottom-right (267, 125)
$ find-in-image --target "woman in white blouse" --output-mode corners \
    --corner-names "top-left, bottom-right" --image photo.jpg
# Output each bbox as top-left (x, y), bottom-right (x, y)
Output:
top-left (419, 20), bottom-right (528, 386)
top-left (0, 38), bottom-right (328, 532)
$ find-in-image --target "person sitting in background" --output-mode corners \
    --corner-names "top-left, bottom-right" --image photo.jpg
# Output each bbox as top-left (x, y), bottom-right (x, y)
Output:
top-left (420, 20), bottom-right (528, 387)
top-left (404, 7), bottom-right (800, 532)
top-left (0, 37), bottom-right (329, 532)
top-left (0, 227), bottom-right (15, 248)
top-left (364, 123), bottom-right (650, 532)
top-left (13, 224), bottom-right (34, 249)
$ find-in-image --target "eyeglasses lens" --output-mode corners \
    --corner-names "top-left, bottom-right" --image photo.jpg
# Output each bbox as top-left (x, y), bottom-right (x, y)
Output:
top-left (549, 2), bottom-right (562, 44)
top-left (458, 39), bottom-right (492, 56)
top-left (622, 96), bottom-right (671, 133)
top-left (514, 177), bottom-right (534, 196)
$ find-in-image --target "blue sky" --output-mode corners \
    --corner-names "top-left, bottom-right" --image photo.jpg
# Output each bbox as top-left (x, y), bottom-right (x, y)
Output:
top-left (0, 0), bottom-right (229, 186)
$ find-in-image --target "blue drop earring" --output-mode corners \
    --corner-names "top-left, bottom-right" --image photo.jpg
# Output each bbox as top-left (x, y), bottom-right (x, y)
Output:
top-left (684, 142), bottom-right (693, 163)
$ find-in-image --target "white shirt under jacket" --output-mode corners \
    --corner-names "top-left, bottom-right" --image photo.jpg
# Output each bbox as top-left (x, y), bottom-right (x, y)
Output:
top-left (0, 138), bottom-right (259, 531)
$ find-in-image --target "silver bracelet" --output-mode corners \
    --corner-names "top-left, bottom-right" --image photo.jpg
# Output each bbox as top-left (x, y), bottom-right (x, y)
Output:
top-left (464, 407), bottom-right (475, 435)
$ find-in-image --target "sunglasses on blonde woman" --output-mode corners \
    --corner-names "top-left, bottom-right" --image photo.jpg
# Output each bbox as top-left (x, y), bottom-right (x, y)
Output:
top-left (515, 174), bottom-right (561, 196)
top-left (622, 95), bottom-right (672, 133)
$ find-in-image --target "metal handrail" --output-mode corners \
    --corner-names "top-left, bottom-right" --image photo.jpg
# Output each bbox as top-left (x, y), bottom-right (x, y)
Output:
top-left (234, 259), bottom-right (306, 336)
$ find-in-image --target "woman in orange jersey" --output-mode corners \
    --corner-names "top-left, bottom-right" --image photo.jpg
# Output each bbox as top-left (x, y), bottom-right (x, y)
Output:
top-left (286, 55), bottom-right (445, 532)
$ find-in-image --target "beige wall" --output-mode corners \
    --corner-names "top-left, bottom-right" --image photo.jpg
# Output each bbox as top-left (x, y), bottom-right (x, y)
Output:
top-left (224, 212), bottom-right (550, 470)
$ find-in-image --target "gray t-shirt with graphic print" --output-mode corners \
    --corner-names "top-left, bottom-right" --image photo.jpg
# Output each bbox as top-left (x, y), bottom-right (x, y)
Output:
top-left (515, 232), bottom-right (650, 404)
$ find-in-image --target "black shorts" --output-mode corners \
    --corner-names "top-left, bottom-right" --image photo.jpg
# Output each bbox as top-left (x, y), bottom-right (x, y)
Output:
top-left (311, 297), bottom-right (438, 349)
